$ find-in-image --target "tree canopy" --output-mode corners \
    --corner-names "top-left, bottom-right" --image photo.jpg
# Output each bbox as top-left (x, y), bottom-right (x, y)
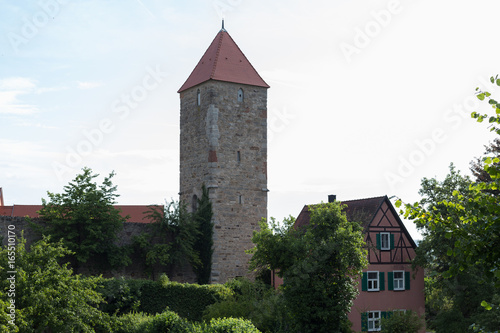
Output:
top-left (397, 76), bottom-right (500, 285)
top-left (132, 200), bottom-right (200, 280)
top-left (34, 167), bottom-right (130, 272)
top-left (249, 202), bottom-right (367, 333)
top-left (0, 237), bottom-right (112, 332)
top-left (395, 75), bottom-right (500, 330)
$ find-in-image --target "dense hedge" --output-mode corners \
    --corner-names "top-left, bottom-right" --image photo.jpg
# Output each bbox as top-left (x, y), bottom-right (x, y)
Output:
top-left (99, 276), bottom-right (233, 321)
top-left (113, 311), bottom-right (188, 333)
top-left (113, 311), bottom-right (261, 333)
top-left (207, 318), bottom-right (261, 333)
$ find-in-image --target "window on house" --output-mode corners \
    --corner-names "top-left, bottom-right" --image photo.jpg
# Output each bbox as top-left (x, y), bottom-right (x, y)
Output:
top-left (197, 89), bottom-right (201, 106)
top-left (367, 272), bottom-right (379, 291)
top-left (237, 88), bottom-right (244, 102)
top-left (362, 271), bottom-right (385, 292)
top-left (393, 271), bottom-right (405, 290)
top-left (388, 271), bottom-right (410, 291)
top-left (368, 311), bottom-right (381, 332)
top-left (380, 232), bottom-right (390, 250)
top-left (377, 232), bottom-right (394, 251)
top-left (393, 309), bottom-right (406, 316)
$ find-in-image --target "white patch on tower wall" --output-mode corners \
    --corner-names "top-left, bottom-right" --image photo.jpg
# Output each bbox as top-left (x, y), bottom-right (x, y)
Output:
top-left (206, 104), bottom-right (220, 148)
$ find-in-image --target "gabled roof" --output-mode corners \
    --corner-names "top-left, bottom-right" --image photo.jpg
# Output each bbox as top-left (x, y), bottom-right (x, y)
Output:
top-left (294, 196), bottom-right (386, 230)
top-left (178, 29), bottom-right (269, 93)
top-left (294, 195), bottom-right (417, 248)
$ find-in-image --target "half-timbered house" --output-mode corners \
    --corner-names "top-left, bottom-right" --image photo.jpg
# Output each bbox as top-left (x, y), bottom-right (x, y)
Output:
top-left (274, 195), bottom-right (425, 332)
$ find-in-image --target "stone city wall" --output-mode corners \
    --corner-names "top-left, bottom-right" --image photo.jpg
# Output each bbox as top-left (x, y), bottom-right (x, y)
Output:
top-left (0, 215), bottom-right (196, 282)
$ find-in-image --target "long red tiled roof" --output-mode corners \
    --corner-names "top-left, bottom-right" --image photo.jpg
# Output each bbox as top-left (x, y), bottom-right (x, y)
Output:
top-left (0, 204), bottom-right (161, 223)
top-left (178, 29), bottom-right (269, 92)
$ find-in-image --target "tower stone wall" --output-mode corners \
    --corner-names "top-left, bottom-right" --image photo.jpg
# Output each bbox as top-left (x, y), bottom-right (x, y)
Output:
top-left (179, 80), bottom-right (267, 283)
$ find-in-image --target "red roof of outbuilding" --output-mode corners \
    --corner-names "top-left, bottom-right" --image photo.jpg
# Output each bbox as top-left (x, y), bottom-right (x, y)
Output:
top-left (178, 29), bottom-right (269, 92)
top-left (0, 204), bottom-right (161, 223)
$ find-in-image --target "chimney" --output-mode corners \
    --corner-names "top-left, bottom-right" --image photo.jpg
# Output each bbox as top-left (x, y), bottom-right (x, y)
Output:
top-left (0, 188), bottom-right (4, 206)
top-left (328, 194), bottom-right (336, 203)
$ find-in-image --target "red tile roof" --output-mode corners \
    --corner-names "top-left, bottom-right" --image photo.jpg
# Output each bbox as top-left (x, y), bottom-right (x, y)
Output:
top-left (294, 196), bottom-right (387, 229)
top-left (0, 204), bottom-right (161, 223)
top-left (0, 206), bottom-right (12, 216)
top-left (178, 29), bottom-right (269, 93)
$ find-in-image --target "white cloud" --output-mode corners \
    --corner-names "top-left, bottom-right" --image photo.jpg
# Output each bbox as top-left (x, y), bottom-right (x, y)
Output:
top-left (0, 77), bottom-right (36, 90)
top-left (0, 77), bottom-right (38, 115)
top-left (77, 81), bottom-right (103, 89)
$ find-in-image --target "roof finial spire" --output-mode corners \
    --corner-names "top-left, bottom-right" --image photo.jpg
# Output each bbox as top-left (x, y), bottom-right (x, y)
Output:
top-left (221, 18), bottom-right (225, 31)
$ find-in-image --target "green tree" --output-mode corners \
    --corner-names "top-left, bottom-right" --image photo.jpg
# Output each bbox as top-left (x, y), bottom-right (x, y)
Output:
top-left (380, 311), bottom-right (424, 333)
top-left (396, 76), bottom-right (500, 330)
top-left (397, 76), bottom-right (500, 285)
top-left (34, 167), bottom-right (130, 273)
top-left (249, 202), bottom-right (367, 333)
top-left (192, 184), bottom-right (214, 284)
top-left (132, 200), bottom-right (200, 280)
top-left (403, 165), bottom-right (497, 332)
top-left (0, 237), bottom-right (112, 332)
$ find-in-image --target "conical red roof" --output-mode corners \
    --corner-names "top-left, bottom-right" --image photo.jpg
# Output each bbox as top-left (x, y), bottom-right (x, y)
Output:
top-left (178, 29), bottom-right (269, 93)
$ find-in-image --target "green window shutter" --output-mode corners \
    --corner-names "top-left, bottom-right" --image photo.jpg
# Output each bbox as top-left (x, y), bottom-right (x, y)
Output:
top-left (388, 272), bottom-right (394, 290)
top-left (381, 311), bottom-right (388, 319)
top-left (361, 312), bottom-right (368, 332)
top-left (376, 234), bottom-right (381, 250)
top-left (405, 271), bottom-right (411, 290)
top-left (362, 272), bottom-right (368, 291)
top-left (390, 234), bottom-right (395, 249)
top-left (379, 272), bottom-right (385, 291)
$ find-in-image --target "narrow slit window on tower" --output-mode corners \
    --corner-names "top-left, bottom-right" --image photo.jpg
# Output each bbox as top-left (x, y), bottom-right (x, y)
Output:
top-left (237, 88), bottom-right (244, 102)
top-left (197, 89), bottom-right (201, 106)
top-left (238, 195), bottom-right (242, 204)
top-left (192, 194), bottom-right (198, 211)
top-left (237, 151), bottom-right (241, 163)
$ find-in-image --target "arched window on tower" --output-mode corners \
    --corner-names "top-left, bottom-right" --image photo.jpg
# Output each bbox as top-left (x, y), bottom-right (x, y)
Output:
top-left (192, 194), bottom-right (198, 212)
top-left (197, 89), bottom-right (201, 106)
top-left (237, 88), bottom-right (244, 102)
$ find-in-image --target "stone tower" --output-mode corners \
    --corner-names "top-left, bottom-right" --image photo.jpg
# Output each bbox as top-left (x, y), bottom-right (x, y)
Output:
top-left (178, 26), bottom-right (269, 283)
top-left (178, 27), bottom-right (269, 283)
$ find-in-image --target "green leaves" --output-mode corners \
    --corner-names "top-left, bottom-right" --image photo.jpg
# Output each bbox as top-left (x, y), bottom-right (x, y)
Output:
top-left (481, 300), bottom-right (493, 311)
top-left (36, 167), bottom-right (129, 273)
top-left (0, 237), bottom-right (112, 332)
top-left (250, 202), bottom-right (367, 332)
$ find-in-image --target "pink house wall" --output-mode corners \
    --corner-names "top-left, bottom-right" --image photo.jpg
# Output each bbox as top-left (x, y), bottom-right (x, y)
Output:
top-left (349, 264), bottom-right (425, 332)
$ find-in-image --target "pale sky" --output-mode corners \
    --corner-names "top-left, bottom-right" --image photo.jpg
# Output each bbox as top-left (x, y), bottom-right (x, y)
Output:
top-left (1, 0), bottom-right (499, 240)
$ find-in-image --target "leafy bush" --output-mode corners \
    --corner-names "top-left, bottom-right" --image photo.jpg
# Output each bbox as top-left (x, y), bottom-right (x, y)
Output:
top-left (113, 310), bottom-right (199, 333)
top-left (203, 278), bottom-right (288, 332)
top-left (0, 237), bottom-right (112, 333)
top-left (112, 312), bottom-right (260, 333)
top-left (206, 317), bottom-right (261, 333)
top-left (99, 277), bottom-right (147, 315)
top-left (381, 310), bottom-right (424, 333)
